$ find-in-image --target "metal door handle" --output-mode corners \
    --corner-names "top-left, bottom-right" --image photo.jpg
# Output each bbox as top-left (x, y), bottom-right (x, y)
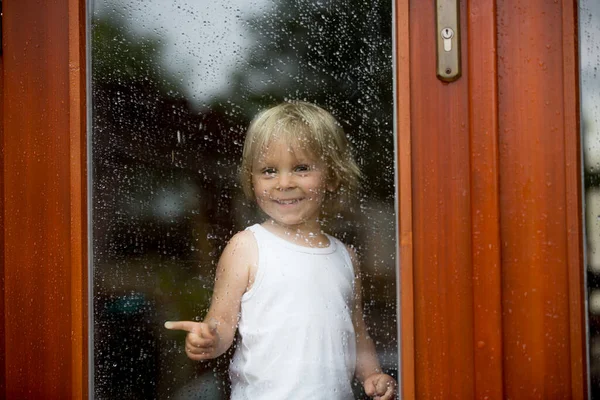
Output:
top-left (436, 0), bottom-right (461, 82)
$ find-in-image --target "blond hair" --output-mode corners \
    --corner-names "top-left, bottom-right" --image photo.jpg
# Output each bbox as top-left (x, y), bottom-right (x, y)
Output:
top-left (240, 101), bottom-right (361, 211)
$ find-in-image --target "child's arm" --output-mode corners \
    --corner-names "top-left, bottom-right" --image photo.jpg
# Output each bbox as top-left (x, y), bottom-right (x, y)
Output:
top-left (347, 245), bottom-right (397, 400)
top-left (164, 230), bottom-right (257, 360)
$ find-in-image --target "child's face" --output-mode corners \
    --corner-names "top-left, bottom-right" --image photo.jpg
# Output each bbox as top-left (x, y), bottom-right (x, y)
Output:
top-left (252, 139), bottom-right (331, 230)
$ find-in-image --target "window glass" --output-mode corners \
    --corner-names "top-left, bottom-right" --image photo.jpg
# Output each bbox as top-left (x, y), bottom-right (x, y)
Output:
top-left (581, 1), bottom-right (600, 397)
top-left (90, 0), bottom-right (397, 398)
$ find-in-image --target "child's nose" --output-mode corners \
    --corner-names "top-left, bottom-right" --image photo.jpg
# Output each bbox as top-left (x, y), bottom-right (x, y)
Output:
top-left (277, 172), bottom-right (295, 190)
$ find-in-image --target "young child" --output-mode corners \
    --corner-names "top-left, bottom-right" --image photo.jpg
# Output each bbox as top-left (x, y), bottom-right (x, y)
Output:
top-left (165, 101), bottom-right (396, 399)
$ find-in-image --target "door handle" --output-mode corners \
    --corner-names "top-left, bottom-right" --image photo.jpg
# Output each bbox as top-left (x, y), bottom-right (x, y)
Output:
top-left (436, 0), bottom-right (461, 82)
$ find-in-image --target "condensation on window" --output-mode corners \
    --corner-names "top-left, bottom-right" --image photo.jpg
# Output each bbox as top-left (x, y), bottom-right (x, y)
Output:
top-left (581, 1), bottom-right (600, 397)
top-left (90, 0), bottom-right (397, 398)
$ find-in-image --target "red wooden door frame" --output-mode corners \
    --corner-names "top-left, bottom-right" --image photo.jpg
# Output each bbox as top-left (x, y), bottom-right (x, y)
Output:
top-left (1, 0), bottom-right (88, 398)
top-left (398, 0), bottom-right (587, 398)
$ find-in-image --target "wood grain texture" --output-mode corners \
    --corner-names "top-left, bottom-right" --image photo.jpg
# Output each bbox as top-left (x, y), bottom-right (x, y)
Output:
top-left (410, 0), bottom-right (475, 397)
top-left (68, 0), bottom-right (89, 397)
top-left (562, 0), bottom-right (587, 398)
top-left (2, 0), bottom-right (88, 398)
top-left (404, 0), bottom-right (585, 398)
top-left (0, 34), bottom-right (5, 399)
top-left (467, 0), bottom-right (504, 398)
top-left (396, 0), bottom-right (414, 398)
top-left (497, 0), bottom-right (583, 397)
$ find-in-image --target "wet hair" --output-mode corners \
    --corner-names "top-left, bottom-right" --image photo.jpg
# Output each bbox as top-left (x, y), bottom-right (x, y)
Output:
top-left (240, 101), bottom-right (361, 211)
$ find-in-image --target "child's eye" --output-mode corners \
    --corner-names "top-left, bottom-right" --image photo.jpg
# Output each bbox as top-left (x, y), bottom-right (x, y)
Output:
top-left (261, 167), bottom-right (277, 176)
top-left (294, 164), bottom-right (310, 173)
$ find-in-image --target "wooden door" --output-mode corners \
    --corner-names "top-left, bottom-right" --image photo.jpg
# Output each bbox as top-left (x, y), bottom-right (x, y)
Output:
top-left (1, 0), bottom-right (88, 398)
top-left (0, 0), bottom-right (587, 398)
top-left (398, 0), bottom-right (587, 399)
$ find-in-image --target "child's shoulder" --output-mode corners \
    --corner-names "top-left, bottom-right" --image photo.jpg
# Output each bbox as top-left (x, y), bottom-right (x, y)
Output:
top-left (227, 229), bottom-right (257, 247)
top-left (342, 241), bottom-right (356, 253)
top-left (220, 229), bottom-right (258, 260)
top-left (326, 234), bottom-right (359, 264)
top-left (340, 243), bottom-right (361, 278)
top-left (217, 230), bottom-right (259, 277)
top-left (342, 242), bottom-right (359, 263)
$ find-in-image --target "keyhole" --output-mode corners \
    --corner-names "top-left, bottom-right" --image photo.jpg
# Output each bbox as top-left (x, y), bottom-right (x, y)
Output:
top-left (441, 27), bottom-right (454, 52)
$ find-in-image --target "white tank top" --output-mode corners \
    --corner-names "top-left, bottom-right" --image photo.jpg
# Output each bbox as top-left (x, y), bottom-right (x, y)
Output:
top-left (229, 224), bottom-right (357, 400)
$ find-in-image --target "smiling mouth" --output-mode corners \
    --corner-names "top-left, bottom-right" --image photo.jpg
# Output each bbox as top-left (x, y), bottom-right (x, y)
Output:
top-left (274, 198), bottom-right (303, 205)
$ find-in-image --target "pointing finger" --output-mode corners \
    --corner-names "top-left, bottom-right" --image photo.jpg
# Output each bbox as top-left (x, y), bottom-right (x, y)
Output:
top-left (164, 320), bottom-right (201, 333)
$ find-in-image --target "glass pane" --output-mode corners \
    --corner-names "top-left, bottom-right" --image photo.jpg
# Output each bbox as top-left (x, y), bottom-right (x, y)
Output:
top-left (90, 0), bottom-right (397, 398)
top-left (581, 1), bottom-right (600, 397)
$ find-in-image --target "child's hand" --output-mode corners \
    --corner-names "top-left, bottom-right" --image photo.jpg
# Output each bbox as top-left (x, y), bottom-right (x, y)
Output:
top-left (363, 373), bottom-right (396, 400)
top-left (164, 319), bottom-right (220, 361)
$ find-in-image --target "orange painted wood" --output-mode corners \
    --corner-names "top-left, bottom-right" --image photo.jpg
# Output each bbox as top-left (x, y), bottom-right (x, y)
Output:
top-left (562, 1), bottom-right (587, 398)
top-left (402, 0), bottom-right (586, 398)
top-left (497, 0), bottom-right (585, 398)
top-left (396, 0), bottom-right (415, 398)
top-left (68, 0), bottom-right (89, 397)
top-left (2, 1), bottom-right (88, 399)
top-left (410, 0), bottom-right (475, 397)
top-left (467, 0), bottom-right (504, 398)
top-left (0, 41), bottom-right (5, 398)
